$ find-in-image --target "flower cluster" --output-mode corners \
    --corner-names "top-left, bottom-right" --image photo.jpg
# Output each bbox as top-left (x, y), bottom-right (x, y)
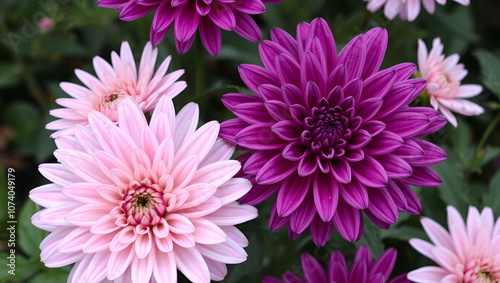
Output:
top-left (263, 245), bottom-right (411, 283)
top-left (97, 0), bottom-right (285, 56)
top-left (409, 206), bottom-right (500, 282)
top-left (417, 37), bottom-right (484, 127)
top-left (220, 18), bottom-right (446, 246)
top-left (365, 0), bottom-right (470, 21)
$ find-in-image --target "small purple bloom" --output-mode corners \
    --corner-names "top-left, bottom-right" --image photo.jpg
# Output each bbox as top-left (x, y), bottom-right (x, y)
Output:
top-left (97, 0), bottom-right (284, 56)
top-left (262, 245), bottom-right (411, 283)
top-left (220, 18), bottom-right (447, 245)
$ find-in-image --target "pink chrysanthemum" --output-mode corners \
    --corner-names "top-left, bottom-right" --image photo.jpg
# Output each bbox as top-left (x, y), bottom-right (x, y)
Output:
top-left (220, 18), bottom-right (446, 246)
top-left (365, 0), bottom-right (470, 22)
top-left (417, 37), bottom-right (484, 127)
top-left (31, 96), bottom-right (258, 282)
top-left (263, 245), bottom-right (411, 283)
top-left (409, 206), bottom-right (500, 282)
top-left (97, 0), bottom-right (285, 56)
top-left (46, 41), bottom-right (186, 137)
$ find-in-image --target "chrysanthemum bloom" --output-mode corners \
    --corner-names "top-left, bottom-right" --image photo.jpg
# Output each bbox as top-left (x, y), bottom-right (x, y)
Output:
top-left (365, 0), bottom-right (470, 22)
top-left (96, 0), bottom-right (285, 56)
top-left (263, 245), bottom-right (411, 283)
top-left (31, 96), bottom-right (258, 282)
top-left (46, 41), bottom-right (186, 137)
top-left (220, 18), bottom-right (447, 246)
top-left (408, 206), bottom-right (500, 282)
top-left (417, 37), bottom-right (484, 127)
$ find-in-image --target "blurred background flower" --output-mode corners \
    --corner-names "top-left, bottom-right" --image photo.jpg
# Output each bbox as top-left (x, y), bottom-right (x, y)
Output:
top-left (365, 0), bottom-right (470, 21)
top-left (408, 206), bottom-right (500, 282)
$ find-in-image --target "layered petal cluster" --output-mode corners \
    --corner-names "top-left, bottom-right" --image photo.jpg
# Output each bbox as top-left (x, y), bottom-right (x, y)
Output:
top-left (365, 0), bottom-right (470, 21)
top-left (418, 37), bottom-right (484, 127)
top-left (97, 0), bottom-right (285, 56)
top-left (409, 206), bottom-right (500, 282)
top-left (263, 245), bottom-right (410, 283)
top-left (47, 41), bottom-right (186, 138)
top-left (31, 96), bottom-right (257, 283)
top-left (220, 18), bottom-right (447, 246)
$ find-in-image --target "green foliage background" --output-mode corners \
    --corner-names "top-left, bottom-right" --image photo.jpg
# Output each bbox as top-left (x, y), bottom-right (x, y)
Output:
top-left (0, 0), bottom-right (499, 282)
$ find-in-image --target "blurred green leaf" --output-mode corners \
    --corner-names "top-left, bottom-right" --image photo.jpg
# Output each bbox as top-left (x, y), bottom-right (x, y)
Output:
top-left (29, 267), bottom-right (70, 283)
top-left (380, 225), bottom-right (428, 242)
top-left (478, 146), bottom-right (500, 167)
top-left (433, 156), bottom-right (469, 213)
top-left (485, 171), bottom-right (500, 215)
top-left (355, 215), bottom-right (384, 258)
top-left (18, 199), bottom-right (48, 258)
top-left (0, 63), bottom-right (21, 88)
top-left (475, 49), bottom-right (500, 99)
top-left (0, 253), bottom-right (37, 282)
top-left (4, 101), bottom-right (40, 147)
top-left (0, 165), bottom-right (7, 233)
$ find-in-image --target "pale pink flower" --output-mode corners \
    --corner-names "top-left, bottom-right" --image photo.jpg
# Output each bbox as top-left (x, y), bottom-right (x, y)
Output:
top-left (418, 37), bottom-right (483, 127)
top-left (365, 0), bottom-right (470, 22)
top-left (408, 206), bottom-right (500, 282)
top-left (30, 96), bottom-right (257, 282)
top-left (46, 41), bottom-right (186, 137)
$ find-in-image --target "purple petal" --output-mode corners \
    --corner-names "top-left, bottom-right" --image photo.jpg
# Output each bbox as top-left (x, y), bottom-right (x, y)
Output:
top-left (343, 78), bottom-right (362, 103)
top-left (348, 258), bottom-right (368, 283)
top-left (404, 166), bottom-right (441, 187)
top-left (406, 139), bottom-right (446, 166)
top-left (327, 65), bottom-right (347, 90)
top-left (269, 202), bottom-right (290, 231)
top-left (395, 181), bottom-right (421, 215)
top-left (259, 84), bottom-right (284, 102)
top-left (208, 2), bottom-right (236, 30)
top-left (152, 1), bottom-right (176, 32)
top-left (328, 252), bottom-right (348, 282)
top-left (392, 138), bottom-right (424, 159)
top-left (290, 104), bottom-right (308, 124)
top-left (355, 98), bottom-right (383, 121)
top-left (387, 180), bottom-right (408, 212)
top-left (232, 102), bottom-right (273, 124)
top-left (256, 154), bottom-right (299, 184)
top-left (384, 111), bottom-right (430, 138)
top-left (235, 123), bottom-right (287, 150)
top-left (265, 100), bottom-right (293, 121)
top-left (369, 248), bottom-right (397, 279)
top-left (339, 178), bottom-right (369, 209)
top-left (364, 209), bottom-right (391, 230)
top-left (313, 172), bottom-right (339, 222)
top-left (243, 150), bottom-right (280, 175)
top-left (337, 35), bottom-right (366, 81)
top-left (361, 28), bottom-right (388, 79)
top-left (239, 64), bottom-right (279, 95)
top-left (282, 272), bottom-right (303, 283)
top-left (351, 155), bottom-right (388, 188)
top-left (174, 2), bottom-right (200, 42)
top-left (262, 276), bottom-right (283, 283)
top-left (222, 93), bottom-right (262, 110)
top-left (310, 18), bottom-right (336, 72)
top-left (259, 40), bottom-right (288, 73)
top-left (297, 153), bottom-right (318, 176)
top-left (282, 141), bottom-right (308, 161)
top-left (119, 2), bottom-right (155, 21)
top-left (326, 85), bottom-right (344, 107)
top-left (331, 158), bottom-right (352, 184)
top-left (239, 182), bottom-right (280, 206)
top-left (232, 0), bottom-right (265, 14)
top-left (366, 187), bottom-right (398, 224)
top-left (175, 34), bottom-right (195, 53)
top-left (383, 62), bottom-right (417, 82)
top-left (199, 17), bottom-right (221, 56)
top-left (272, 120), bottom-right (302, 141)
top-left (277, 54), bottom-right (302, 87)
top-left (233, 10), bottom-right (262, 41)
top-left (270, 27), bottom-right (299, 61)
top-left (290, 193), bottom-right (316, 234)
top-left (333, 198), bottom-right (363, 242)
top-left (219, 118), bottom-right (249, 144)
top-left (360, 69), bottom-right (397, 101)
top-left (376, 84), bottom-right (417, 119)
top-left (296, 22), bottom-right (311, 57)
top-left (282, 84), bottom-right (306, 106)
top-left (305, 81), bottom-right (321, 109)
top-left (301, 53), bottom-right (326, 95)
top-left (276, 174), bottom-right (312, 217)
top-left (354, 245), bottom-right (372, 266)
top-left (310, 216), bottom-right (334, 247)
top-left (301, 253), bottom-right (327, 283)
top-left (363, 130), bottom-right (403, 156)
top-left (375, 154), bottom-right (412, 178)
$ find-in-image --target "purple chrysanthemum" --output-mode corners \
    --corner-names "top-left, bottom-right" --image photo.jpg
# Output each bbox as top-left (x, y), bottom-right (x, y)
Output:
top-left (262, 245), bottom-right (411, 283)
top-left (220, 18), bottom-right (447, 246)
top-left (97, 0), bottom-right (284, 56)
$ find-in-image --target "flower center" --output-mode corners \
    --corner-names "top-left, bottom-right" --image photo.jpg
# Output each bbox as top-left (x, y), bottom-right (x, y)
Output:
top-left (300, 105), bottom-right (350, 160)
top-left (478, 271), bottom-right (498, 283)
top-left (120, 182), bottom-right (166, 226)
top-left (464, 259), bottom-right (500, 283)
top-left (101, 90), bottom-right (124, 107)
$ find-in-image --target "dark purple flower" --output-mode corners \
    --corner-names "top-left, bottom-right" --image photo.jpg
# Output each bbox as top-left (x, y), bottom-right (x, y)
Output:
top-left (262, 245), bottom-right (411, 283)
top-left (97, 0), bottom-right (284, 56)
top-left (220, 18), bottom-right (446, 245)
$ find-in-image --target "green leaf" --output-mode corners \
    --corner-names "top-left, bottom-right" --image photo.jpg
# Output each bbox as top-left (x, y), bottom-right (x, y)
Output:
top-left (4, 101), bottom-right (40, 147)
top-left (0, 63), bottom-right (22, 88)
top-left (0, 253), bottom-right (37, 282)
top-left (475, 49), bottom-right (500, 99)
top-left (380, 225), bottom-right (428, 242)
top-left (432, 155), bottom-right (469, 213)
top-left (29, 267), bottom-right (71, 283)
top-left (18, 199), bottom-right (48, 258)
top-left (485, 171), bottom-right (500, 215)
top-left (355, 215), bottom-right (384, 258)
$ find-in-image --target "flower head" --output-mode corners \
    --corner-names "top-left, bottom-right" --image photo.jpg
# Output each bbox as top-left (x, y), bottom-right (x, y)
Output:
top-left (31, 96), bottom-right (258, 282)
top-left (97, 0), bottom-right (285, 56)
top-left (220, 18), bottom-right (446, 246)
top-left (409, 206), bottom-right (500, 282)
top-left (365, 0), bottom-right (470, 22)
top-left (46, 41), bottom-right (186, 137)
top-left (417, 37), bottom-right (484, 127)
top-left (263, 245), bottom-right (411, 283)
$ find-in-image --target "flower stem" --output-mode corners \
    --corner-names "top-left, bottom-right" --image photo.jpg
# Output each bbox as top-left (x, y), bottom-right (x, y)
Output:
top-left (470, 111), bottom-right (500, 171)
